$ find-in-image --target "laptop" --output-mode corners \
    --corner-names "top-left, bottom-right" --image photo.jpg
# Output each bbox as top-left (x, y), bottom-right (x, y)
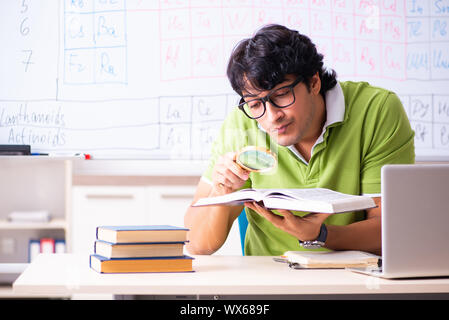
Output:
top-left (349, 164), bottom-right (449, 279)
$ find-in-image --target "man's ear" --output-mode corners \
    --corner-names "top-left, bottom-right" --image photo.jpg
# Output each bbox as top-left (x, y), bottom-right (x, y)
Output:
top-left (310, 72), bottom-right (321, 95)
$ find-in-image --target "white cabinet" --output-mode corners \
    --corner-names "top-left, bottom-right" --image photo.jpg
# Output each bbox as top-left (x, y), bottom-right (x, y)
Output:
top-left (0, 157), bottom-right (72, 297)
top-left (146, 185), bottom-right (197, 226)
top-left (0, 158), bottom-right (72, 258)
top-left (71, 186), bottom-right (150, 255)
top-left (71, 184), bottom-right (242, 256)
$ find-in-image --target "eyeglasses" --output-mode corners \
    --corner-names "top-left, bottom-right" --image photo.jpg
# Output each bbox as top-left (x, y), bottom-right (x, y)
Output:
top-left (238, 76), bottom-right (303, 119)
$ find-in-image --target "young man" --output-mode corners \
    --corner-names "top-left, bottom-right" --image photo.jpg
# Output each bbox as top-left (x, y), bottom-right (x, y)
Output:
top-left (184, 24), bottom-right (415, 256)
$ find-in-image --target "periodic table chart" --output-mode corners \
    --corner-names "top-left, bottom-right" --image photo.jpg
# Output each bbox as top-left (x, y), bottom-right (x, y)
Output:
top-left (0, 0), bottom-right (448, 162)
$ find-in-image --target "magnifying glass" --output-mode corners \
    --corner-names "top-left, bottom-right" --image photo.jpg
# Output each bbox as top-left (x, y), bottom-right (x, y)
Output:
top-left (236, 146), bottom-right (277, 173)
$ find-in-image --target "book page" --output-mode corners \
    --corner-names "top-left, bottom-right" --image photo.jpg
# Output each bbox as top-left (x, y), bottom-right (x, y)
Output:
top-left (263, 188), bottom-right (359, 202)
top-left (193, 188), bottom-right (375, 212)
top-left (193, 188), bottom-right (263, 206)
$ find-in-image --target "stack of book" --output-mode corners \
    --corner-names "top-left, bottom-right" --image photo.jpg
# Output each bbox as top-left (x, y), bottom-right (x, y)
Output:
top-left (89, 225), bottom-right (193, 273)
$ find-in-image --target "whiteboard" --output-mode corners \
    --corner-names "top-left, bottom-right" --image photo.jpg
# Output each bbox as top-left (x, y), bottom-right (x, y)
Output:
top-left (1, 0), bottom-right (449, 162)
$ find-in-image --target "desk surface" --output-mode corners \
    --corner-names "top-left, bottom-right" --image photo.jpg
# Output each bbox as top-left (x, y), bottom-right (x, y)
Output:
top-left (13, 254), bottom-right (449, 296)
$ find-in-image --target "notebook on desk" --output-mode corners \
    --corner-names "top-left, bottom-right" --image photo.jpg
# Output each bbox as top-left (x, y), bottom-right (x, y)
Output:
top-left (349, 164), bottom-right (449, 279)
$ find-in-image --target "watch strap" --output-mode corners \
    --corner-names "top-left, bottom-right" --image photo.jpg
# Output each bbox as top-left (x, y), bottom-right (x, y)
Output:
top-left (299, 224), bottom-right (328, 249)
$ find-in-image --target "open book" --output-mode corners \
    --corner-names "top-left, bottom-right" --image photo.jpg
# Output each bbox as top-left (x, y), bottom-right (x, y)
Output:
top-left (283, 250), bottom-right (380, 269)
top-left (192, 188), bottom-right (376, 213)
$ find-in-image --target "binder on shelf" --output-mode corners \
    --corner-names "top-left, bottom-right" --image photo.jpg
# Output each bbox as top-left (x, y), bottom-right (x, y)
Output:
top-left (40, 238), bottom-right (55, 253)
top-left (55, 239), bottom-right (66, 253)
top-left (28, 239), bottom-right (40, 263)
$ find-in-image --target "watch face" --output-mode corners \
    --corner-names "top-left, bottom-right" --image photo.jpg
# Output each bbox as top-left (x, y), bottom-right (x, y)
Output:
top-left (301, 241), bottom-right (325, 249)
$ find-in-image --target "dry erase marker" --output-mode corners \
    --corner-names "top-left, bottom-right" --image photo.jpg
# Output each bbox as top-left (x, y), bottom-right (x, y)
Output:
top-left (65, 153), bottom-right (92, 159)
top-left (71, 153), bottom-right (92, 159)
top-left (31, 153), bottom-right (91, 159)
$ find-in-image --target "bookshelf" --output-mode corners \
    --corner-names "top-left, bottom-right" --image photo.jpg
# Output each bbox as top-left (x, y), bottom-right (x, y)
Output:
top-left (0, 157), bottom-right (73, 298)
top-left (0, 218), bottom-right (67, 230)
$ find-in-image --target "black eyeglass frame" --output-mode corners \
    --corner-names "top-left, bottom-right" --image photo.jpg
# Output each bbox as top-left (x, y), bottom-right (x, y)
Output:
top-left (238, 75), bottom-right (304, 119)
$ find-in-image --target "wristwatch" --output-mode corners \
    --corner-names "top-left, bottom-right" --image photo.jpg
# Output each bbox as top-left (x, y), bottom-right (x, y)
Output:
top-left (299, 224), bottom-right (328, 249)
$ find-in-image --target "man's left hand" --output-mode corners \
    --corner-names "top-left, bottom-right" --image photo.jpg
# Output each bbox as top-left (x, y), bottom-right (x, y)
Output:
top-left (244, 201), bottom-right (331, 241)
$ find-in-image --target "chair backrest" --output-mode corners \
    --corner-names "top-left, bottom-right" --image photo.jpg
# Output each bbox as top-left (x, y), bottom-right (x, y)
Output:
top-left (237, 209), bottom-right (248, 255)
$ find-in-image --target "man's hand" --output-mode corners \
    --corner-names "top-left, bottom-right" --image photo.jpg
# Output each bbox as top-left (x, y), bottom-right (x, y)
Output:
top-left (211, 152), bottom-right (250, 195)
top-left (244, 201), bottom-right (331, 241)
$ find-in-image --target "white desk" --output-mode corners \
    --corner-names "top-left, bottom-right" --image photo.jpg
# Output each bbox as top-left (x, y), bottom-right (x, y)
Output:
top-left (13, 254), bottom-right (449, 298)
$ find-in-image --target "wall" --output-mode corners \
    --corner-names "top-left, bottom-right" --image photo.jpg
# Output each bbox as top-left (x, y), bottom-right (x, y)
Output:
top-left (1, 0), bottom-right (449, 167)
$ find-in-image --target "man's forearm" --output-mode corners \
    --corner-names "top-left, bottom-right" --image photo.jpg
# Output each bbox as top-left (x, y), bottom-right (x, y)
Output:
top-left (325, 217), bottom-right (382, 255)
top-left (184, 205), bottom-right (241, 255)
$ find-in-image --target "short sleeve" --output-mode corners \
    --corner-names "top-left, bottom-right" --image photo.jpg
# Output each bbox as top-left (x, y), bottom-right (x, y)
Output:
top-left (360, 93), bottom-right (415, 194)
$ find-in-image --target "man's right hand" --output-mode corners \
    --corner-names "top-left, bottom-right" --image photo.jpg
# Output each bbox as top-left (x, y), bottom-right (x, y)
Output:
top-left (211, 152), bottom-right (250, 195)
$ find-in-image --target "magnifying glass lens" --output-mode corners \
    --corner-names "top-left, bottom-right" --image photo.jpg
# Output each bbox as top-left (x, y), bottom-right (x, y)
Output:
top-left (236, 147), bottom-right (276, 172)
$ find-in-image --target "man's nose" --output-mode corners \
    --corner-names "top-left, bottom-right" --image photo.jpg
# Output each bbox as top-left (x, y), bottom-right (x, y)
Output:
top-left (265, 101), bottom-right (284, 122)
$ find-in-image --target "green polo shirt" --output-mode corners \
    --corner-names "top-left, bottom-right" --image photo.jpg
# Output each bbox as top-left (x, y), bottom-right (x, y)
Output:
top-left (202, 81), bottom-right (415, 256)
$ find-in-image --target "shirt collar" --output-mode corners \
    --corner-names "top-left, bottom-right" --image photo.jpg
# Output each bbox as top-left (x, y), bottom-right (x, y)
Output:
top-left (322, 81), bottom-right (346, 128)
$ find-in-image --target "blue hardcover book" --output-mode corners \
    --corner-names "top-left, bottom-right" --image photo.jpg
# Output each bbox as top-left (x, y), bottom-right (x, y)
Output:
top-left (89, 254), bottom-right (194, 273)
top-left (96, 225), bottom-right (189, 244)
top-left (94, 240), bottom-right (186, 258)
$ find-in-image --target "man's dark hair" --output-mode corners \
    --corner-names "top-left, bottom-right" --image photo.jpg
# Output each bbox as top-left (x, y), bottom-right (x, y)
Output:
top-left (227, 24), bottom-right (337, 97)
